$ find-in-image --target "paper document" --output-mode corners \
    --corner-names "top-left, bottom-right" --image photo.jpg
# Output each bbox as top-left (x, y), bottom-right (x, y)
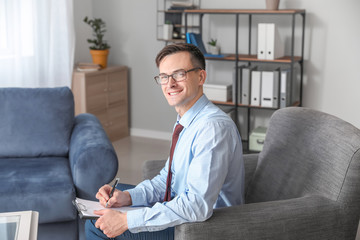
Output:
top-left (73, 197), bottom-right (145, 219)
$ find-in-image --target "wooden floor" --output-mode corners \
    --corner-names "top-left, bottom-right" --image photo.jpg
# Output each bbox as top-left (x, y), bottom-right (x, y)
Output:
top-left (111, 136), bottom-right (170, 185)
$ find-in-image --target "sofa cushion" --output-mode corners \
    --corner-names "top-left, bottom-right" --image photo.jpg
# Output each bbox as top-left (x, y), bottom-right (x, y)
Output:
top-left (0, 157), bottom-right (77, 224)
top-left (0, 87), bottom-right (74, 158)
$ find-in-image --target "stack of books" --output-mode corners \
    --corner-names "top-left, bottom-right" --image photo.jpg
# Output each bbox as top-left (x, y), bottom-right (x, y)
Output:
top-left (76, 63), bottom-right (101, 72)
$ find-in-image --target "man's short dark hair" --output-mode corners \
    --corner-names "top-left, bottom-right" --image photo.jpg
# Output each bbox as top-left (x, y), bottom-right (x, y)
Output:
top-left (155, 43), bottom-right (206, 70)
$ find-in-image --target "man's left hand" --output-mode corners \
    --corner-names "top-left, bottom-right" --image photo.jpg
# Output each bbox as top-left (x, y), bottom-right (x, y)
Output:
top-left (94, 209), bottom-right (128, 238)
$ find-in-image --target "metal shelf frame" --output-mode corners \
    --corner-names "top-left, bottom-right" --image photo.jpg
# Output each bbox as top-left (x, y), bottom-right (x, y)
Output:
top-left (184, 9), bottom-right (306, 151)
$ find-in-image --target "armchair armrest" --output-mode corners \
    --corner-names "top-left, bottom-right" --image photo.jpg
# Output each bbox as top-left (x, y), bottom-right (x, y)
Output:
top-left (142, 159), bottom-right (166, 180)
top-left (69, 113), bottom-right (118, 200)
top-left (175, 195), bottom-right (346, 240)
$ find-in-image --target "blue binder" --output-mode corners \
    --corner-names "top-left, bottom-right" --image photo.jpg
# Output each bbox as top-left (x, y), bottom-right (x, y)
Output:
top-left (186, 32), bottom-right (225, 58)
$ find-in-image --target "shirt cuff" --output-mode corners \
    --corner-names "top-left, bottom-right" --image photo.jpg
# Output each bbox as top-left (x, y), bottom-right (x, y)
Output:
top-left (126, 208), bottom-right (146, 233)
top-left (127, 207), bottom-right (170, 233)
top-left (125, 187), bottom-right (147, 207)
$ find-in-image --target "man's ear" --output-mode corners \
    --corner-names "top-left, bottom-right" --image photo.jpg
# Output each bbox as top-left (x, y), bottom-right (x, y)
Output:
top-left (198, 70), bottom-right (206, 85)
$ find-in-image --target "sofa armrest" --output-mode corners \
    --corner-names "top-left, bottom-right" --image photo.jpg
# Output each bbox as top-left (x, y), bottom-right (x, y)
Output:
top-left (175, 195), bottom-right (346, 240)
top-left (69, 113), bottom-right (118, 200)
top-left (142, 159), bottom-right (166, 180)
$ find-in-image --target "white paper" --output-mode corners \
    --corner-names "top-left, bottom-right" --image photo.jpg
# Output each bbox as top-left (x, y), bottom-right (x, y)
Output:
top-left (75, 198), bottom-right (145, 218)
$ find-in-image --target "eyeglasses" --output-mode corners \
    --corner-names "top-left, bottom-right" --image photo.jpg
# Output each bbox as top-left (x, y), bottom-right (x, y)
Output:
top-left (154, 67), bottom-right (202, 85)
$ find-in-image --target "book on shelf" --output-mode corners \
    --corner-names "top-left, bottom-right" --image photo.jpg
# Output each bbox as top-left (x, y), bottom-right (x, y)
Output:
top-left (241, 66), bottom-right (257, 105)
top-left (76, 62), bottom-right (101, 72)
top-left (232, 65), bottom-right (244, 105)
top-left (261, 68), bottom-right (280, 108)
top-left (257, 23), bottom-right (284, 60)
top-left (280, 68), bottom-right (291, 108)
top-left (251, 69), bottom-right (262, 106)
top-left (280, 66), bottom-right (300, 108)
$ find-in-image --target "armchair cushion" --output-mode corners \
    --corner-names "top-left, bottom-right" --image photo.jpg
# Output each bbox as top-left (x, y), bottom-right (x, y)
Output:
top-left (175, 195), bottom-right (344, 240)
top-left (0, 87), bottom-right (74, 158)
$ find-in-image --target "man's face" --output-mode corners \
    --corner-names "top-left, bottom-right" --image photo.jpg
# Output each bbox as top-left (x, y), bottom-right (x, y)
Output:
top-left (158, 51), bottom-right (206, 116)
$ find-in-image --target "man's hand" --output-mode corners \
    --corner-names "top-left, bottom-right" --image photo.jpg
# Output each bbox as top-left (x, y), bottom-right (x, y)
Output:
top-left (94, 209), bottom-right (128, 238)
top-left (96, 184), bottom-right (132, 208)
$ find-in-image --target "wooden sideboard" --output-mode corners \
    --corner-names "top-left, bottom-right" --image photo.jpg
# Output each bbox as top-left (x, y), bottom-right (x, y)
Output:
top-left (72, 65), bottom-right (129, 141)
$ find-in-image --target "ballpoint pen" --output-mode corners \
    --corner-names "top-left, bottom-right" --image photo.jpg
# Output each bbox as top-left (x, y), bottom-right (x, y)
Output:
top-left (105, 177), bottom-right (119, 208)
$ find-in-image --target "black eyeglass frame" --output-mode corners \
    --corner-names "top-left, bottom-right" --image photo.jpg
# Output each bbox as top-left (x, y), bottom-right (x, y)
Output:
top-left (154, 67), bottom-right (202, 85)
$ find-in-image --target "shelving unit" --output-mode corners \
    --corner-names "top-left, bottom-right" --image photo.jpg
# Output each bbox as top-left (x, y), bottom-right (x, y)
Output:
top-left (183, 9), bottom-right (306, 152)
top-left (156, 0), bottom-right (201, 43)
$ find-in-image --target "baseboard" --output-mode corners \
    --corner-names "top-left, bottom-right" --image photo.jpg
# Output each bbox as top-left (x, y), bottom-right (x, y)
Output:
top-left (130, 128), bottom-right (172, 141)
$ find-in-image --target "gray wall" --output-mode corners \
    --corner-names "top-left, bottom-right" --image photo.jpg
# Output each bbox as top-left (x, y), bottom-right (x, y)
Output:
top-left (74, 0), bottom-right (360, 139)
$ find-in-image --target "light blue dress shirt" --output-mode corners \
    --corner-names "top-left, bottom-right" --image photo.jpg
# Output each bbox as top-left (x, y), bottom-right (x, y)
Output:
top-left (126, 95), bottom-right (244, 233)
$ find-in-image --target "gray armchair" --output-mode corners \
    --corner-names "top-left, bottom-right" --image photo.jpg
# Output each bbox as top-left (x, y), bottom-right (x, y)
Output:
top-left (143, 107), bottom-right (360, 240)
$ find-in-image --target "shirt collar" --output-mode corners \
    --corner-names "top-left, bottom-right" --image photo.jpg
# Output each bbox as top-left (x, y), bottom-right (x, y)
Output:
top-left (177, 94), bottom-right (209, 128)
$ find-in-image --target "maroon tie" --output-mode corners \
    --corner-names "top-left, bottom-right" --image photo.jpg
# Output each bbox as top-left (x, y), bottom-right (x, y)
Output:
top-left (164, 124), bottom-right (184, 202)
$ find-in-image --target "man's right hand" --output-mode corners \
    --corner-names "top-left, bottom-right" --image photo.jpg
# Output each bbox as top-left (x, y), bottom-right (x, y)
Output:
top-left (96, 184), bottom-right (132, 208)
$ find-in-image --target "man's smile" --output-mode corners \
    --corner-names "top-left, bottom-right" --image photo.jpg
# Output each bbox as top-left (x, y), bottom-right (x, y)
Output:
top-left (168, 90), bottom-right (182, 96)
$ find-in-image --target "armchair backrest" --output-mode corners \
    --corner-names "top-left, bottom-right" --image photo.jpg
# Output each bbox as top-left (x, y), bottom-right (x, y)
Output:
top-left (0, 87), bottom-right (74, 158)
top-left (246, 107), bottom-right (360, 209)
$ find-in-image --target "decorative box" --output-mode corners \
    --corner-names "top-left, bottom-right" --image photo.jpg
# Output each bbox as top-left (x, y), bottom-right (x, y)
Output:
top-left (249, 126), bottom-right (267, 152)
top-left (203, 83), bottom-right (232, 102)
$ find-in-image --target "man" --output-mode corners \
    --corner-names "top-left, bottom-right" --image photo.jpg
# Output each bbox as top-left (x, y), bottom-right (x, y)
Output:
top-left (86, 43), bottom-right (245, 239)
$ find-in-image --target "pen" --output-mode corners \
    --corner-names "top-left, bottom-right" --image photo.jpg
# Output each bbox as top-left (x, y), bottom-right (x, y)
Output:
top-left (105, 177), bottom-right (119, 208)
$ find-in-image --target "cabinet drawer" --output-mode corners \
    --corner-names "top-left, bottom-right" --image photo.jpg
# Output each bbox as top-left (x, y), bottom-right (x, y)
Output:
top-left (107, 120), bottom-right (129, 141)
top-left (86, 76), bottom-right (107, 112)
top-left (88, 109), bottom-right (108, 127)
top-left (108, 105), bottom-right (127, 121)
top-left (72, 65), bottom-right (129, 141)
top-left (108, 71), bottom-right (127, 105)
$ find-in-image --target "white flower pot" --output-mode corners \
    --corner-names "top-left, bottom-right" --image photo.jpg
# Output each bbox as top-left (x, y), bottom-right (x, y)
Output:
top-left (208, 45), bottom-right (220, 55)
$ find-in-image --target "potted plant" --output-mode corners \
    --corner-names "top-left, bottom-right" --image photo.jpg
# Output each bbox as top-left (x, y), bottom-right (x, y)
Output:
top-left (207, 38), bottom-right (220, 55)
top-left (84, 16), bottom-right (111, 68)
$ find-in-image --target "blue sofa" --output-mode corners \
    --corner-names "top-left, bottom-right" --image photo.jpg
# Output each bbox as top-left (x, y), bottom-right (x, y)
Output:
top-left (0, 87), bottom-right (118, 240)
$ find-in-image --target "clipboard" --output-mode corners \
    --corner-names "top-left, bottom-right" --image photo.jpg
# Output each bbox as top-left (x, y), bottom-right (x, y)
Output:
top-left (72, 197), bottom-right (145, 219)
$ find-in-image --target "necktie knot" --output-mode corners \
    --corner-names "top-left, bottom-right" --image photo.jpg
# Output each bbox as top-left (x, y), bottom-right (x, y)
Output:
top-left (173, 124), bottom-right (184, 138)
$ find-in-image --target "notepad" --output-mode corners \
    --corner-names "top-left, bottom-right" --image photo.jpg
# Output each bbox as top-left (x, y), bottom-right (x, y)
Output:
top-left (73, 197), bottom-right (145, 219)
